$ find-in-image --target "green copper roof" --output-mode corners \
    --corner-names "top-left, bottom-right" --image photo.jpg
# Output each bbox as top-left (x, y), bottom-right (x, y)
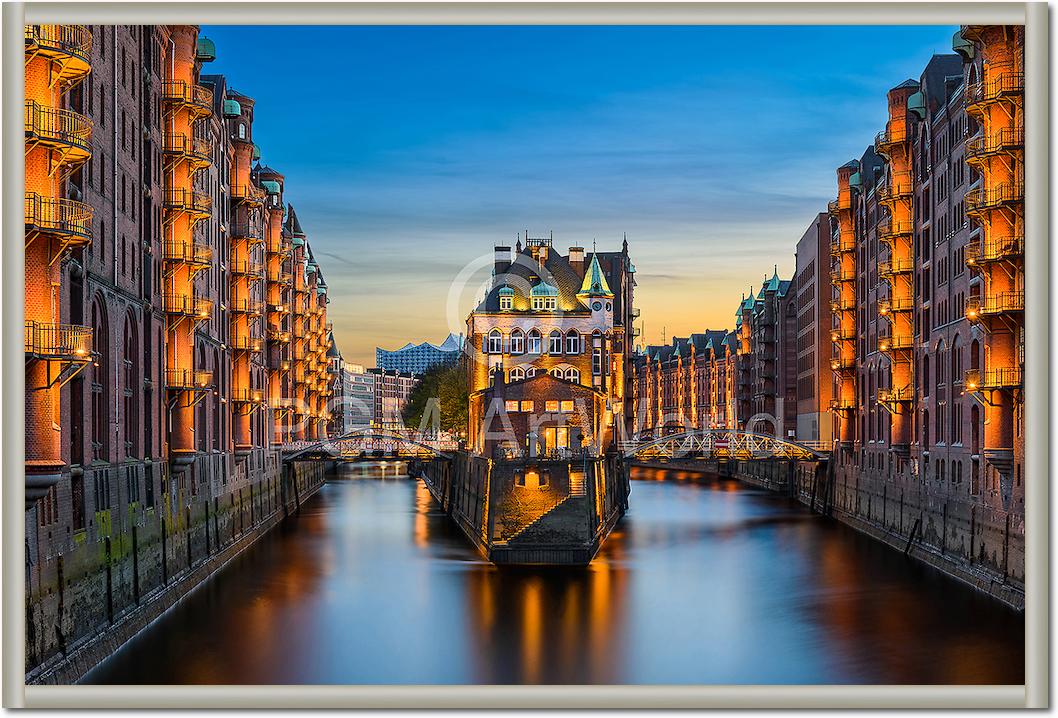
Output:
top-left (316, 286), bottom-right (327, 296)
top-left (577, 254), bottom-right (614, 298)
top-left (222, 99), bottom-right (241, 119)
top-left (498, 284), bottom-right (514, 296)
top-left (261, 179), bottom-right (281, 195)
top-left (291, 236), bottom-right (305, 247)
top-left (530, 281), bottom-right (559, 297)
top-left (849, 171), bottom-right (862, 188)
top-left (907, 91), bottom-right (927, 121)
top-left (251, 143), bottom-right (261, 161)
top-left (952, 29), bottom-right (974, 61)
top-left (196, 37), bottom-right (216, 63)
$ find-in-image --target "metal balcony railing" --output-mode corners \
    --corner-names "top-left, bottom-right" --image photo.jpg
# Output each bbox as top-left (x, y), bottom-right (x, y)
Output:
top-left (830, 297), bottom-right (856, 313)
top-left (232, 388), bottom-right (265, 404)
top-left (230, 184), bottom-right (265, 206)
top-left (166, 368), bottom-right (212, 391)
top-left (24, 101), bottom-right (92, 158)
top-left (876, 172), bottom-right (914, 203)
top-left (230, 259), bottom-right (264, 276)
top-left (965, 235), bottom-right (1024, 266)
top-left (875, 124), bottom-right (908, 154)
top-left (878, 297), bottom-right (915, 316)
top-left (830, 327), bottom-right (856, 342)
top-left (24, 24), bottom-right (92, 67)
top-left (965, 127), bottom-right (1024, 161)
top-left (877, 386), bottom-right (914, 405)
top-left (878, 332), bottom-right (914, 352)
top-left (830, 236), bottom-right (857, 254)
top-left (268, 329), bottom-right (292, 343)
top-left (965, 72), bottom-right (1024, 108)
top-left (829, 397), bottom-right (857, 412)
top-left (161, 80), bottom-right (213, 115)
top-left (877, 217), bottom-right (914, 242)
top-left (24, 321), bottom-right (92, 360)
top-left (25, 192), bottom-right (93, 245)
top-left (163, 132), bottom-right (213, 165)
top-left (268, 302), bottom-right (291, 315)
top-left (965, 183), bottom-right (1024, 213)
top-left (964, 367), bottom-right (1022, 392)
top-left (266, 238), bottom-right (291, 256)
top-left (269, 270), bottom-right (294, 285)
top-left (831, 356), bottom-right (856, 372)
top-left (162, 293), bottom-right (212, 319)
top-left (230, 220), bottom-right (262, 241)
top-left (163, 188), bottom-right (211, 216)
top-left (965, 291), bottom-right (1024, 320)
top-left (230, 334), bottom-right (263, 352)
top-left (229, 299), bottom-right (264, 315)
top-left (878, 257), bottom-right (915, 278)
top-left (163, 240), bottom-right (212, 266)
top-left (827, 199), bottom-right (839, 216)
top-left (831, 268), bottom-right (856, 283)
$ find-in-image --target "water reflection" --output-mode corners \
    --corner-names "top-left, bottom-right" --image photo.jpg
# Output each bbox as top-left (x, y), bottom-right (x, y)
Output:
top-left (83, 464), bottom-right (1024, 685)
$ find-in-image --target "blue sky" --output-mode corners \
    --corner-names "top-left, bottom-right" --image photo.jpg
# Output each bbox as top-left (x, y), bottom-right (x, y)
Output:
top-left (202, 25), bottom-right (959, 366)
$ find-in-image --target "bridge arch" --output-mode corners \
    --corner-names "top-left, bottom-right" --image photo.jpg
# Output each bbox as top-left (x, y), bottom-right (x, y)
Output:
top-left (622, 429), bottom-right (824, 461)
top-left (282, 428), bottom-right (452, 462)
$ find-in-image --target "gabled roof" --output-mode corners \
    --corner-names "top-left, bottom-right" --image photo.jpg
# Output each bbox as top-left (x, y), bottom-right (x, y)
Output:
top-left (577, 253), bottom-right (614, 298)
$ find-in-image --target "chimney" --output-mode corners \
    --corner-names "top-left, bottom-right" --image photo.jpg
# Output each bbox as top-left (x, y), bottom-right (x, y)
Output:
top-left (569, 246), bottom-right (585, 275)
top-left (494, 246), bottom-right (512, 276)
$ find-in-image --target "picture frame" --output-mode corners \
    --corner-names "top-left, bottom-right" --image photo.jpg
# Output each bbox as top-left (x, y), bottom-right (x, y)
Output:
top-left (3, 1), bottom-right (1048, 709)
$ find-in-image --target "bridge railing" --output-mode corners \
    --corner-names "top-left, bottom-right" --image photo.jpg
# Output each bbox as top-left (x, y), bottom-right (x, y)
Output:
top-left (622, 429), bottom-right (826, 461)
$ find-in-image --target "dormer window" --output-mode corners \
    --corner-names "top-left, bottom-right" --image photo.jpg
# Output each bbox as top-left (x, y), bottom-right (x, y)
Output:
top-left (529, 281), bottom-right (559, 311)
top-left (498, 284), bottom-right (514, 311)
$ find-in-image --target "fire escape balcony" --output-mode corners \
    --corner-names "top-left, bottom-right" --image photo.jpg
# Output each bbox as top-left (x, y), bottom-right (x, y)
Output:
top-left (231, 184), bottom-right (265, 207)
top-left (230, 333), bottom-right (263, 353)
top-left (229, 298), bottom-right (264, 316)
top-left (830, 327), bottom-right (856, 342)
top-left (163, 240), bottom-right (213, 267)
top-left (268, 302), bottom-right (291, 315)
top-left (827, 199), bottom-right (839, 216)
top-left (161, 80), bottom-right (213, 119)
top-left (878, 297), bottom-right (915, 316)
top-left (965, 291), bottom-right (1024, 321)
top-left (877, 217), bottom-right (914, 244)
top-left (831, 355), bottom-right (856, 373)
top-left (874, 125), bottom-right (908, 155)
top-left (965, 183), bottom-right (1024, 215)
top-left (878, 331), bottom-right (914, 353)
top-left (267, 238), bottom-right (291, 256)
top-left (24, 321), bottom-right (92, 362)
top-left (24, 101), bottom-right (92, 168)
top-left (163, 293), bottom-right (212, 320)
top-left (965, 127), bottom-right (1024, 163)
top-left (829, 397), bottom-right (857, 413)
top-left (965, 71), bottom-right (1024, 113)
top-left (831, 268), bottom-right (856, 284)
top-left (830, 236), bottom-right (856, 255)
top-left (877, 385), bottom-right (914, 410)
top-left (166, 368), bottom-right (213, 391)
top-left (24, 192), bottom-right (93, 251)
top-left (965, 235), bottom-right (1024, 267)
top-left (163, 132), bottom-right (213, 170)
top-left (163, 188), bottom-right (211, 218)
top-left (268, 328), bottom-right (292, 343)
top-left (24, 25), bottom-right (92, 86)
top-left (269, 355), bottom-right (292, 372)
top-left (878, 257), bottom-right (915, 279)
top-left (830, 297), bottom-right (856, 313)
top-left (269, 269), bottom-right (294, 285)
top-left (230, 258), bottom-right (264, 276)
top-left (876, 173), bottom-right (914, 203)
top-left (232, 388), bottom-right (265, 405)
top-left (964, 367), bottom-right (1022, 392)
top-left (230, 220), bottom-right (262, 242)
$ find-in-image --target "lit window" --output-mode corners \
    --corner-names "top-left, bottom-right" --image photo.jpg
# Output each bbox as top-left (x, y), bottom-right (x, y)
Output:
top-left (487, 329), bottom-right (502, 354)
top-left (565, 331), bottom-right (580, 354)
top-left (500, 295), bottom-right (513, 311)
top-left (527, 329), bottom-right (542, 354)
top-left (510, 367), bottom-right (524, 382)
top-left (549, 331), bottom-right (563, 354)
top-left (505, 400), bottom-right (520, 413)
top-left (520, 400), bottom-right (534, 412)
top-left (565, 367), bottom-right (580, 384)
top-left (546, 400), bottom-right (559, 412)
top-left (592, 347), bottom-right (603, 375)
top-left (526, 367), bottom-right (537, 378)
top-left (560, 400), bottom-right (574, 413)
top-left (510, 329), bottom-right (525, 355)
top-left (550, 367), bottom-right (564, 379)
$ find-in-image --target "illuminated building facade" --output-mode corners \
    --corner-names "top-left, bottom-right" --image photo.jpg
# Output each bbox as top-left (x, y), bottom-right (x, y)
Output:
top-left (794, 213), bottom-right (834, 444)
top-left (465, 237), bottom-right (635, 456)
top-left (24, 25), bottom-right (336, 672)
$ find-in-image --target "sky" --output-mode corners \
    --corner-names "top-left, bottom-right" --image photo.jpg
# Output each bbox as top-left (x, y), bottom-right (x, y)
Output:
top-left (201, 25), bottom-right (960, 367)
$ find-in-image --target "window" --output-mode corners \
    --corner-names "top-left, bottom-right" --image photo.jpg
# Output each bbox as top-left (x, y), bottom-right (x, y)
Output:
top-left (592, 347), bottom-right (603, 375)
top-left (565, 330), bottom-right (580, 354)
top-left (549, 367), bottom-right (564, 379)
top-left (487, 329), bottom-right (502, 354)
top-left (238, 123), bottom-right (246, 139)
top-left (527, 329), bottom-right (542, 354)
top-left (509, 367), bottom-right (524, 382)
top-left (500, 294), bottom-right (513, 310)
top-left (565, 367), bottom-right (580, 384)
top-left (510, 328), bottom-right (524, 355)
top-left (520, 400), bottom-right (534, 412)
top-left (549, 330), bottom-right (562, 354)
top-left (532, 295), bottom-right (557, 311)
top-left (505, 400), bottom-right (520, 413)
top-left (560, 400), bottom-right (574, 413)
top-left (526, 367), bottom-right (537, 378)
top-left (546, 400), bottom-right (560, 412)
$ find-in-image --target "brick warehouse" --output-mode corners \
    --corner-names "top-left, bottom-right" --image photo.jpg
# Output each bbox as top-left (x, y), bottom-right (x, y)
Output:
top-left (24, 25), bottom-right (340, 681)
top-left (822, 26), bottom-right (1024, 602)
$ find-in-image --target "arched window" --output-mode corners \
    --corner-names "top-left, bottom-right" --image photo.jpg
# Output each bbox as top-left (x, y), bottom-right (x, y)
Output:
top-left (970, 338), bottom-right (980, 370)
top-left (527, 329), bottom-right (542, 355)
top-left (197, 345), bottom-right (208, 452)
top-left (510, 367), bottom-right (525, 382)
top-left (510, 328), bottom-right (525, 355)
top-left (565, 367), bottom-right (580, 384)
top-left (549, 330), bottom-right (563, 354)
top-left (550, 367), bottom-right (564, 378)
top-left (971, 404), bottom-right (981, 454)
top-left (526, 367), bottom-right (538, 378)
top-left (565, 330), bottom-right (580, 354)
top-left (487, 329), bottom-right (502, 354)
top-left (922, 355), bottom-right (930, 397)
top-left (951, 335), bottom-right (962, 384)
top-left (213, 348), bottom-right (221, 450)
top-left (123, 313), bottom-right (138, 459)
top-left (90, 298), bottom-right (108, 463)
top-left (238, 122), bottom-right (246, 139)
top-left (922, 409), bottom-right (930, 451)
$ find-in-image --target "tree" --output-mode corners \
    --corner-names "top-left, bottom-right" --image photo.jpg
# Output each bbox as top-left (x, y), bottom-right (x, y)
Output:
top-left (402, 363), bottom-right (469, 436)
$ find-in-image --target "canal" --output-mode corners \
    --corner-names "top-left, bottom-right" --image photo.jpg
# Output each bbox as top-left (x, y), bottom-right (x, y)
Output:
top-left (84, 464), bottom-right (1024, 685)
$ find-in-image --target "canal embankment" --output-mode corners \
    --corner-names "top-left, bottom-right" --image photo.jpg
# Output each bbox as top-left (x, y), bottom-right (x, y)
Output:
top-left (26, 455), bottom-right (329, 686)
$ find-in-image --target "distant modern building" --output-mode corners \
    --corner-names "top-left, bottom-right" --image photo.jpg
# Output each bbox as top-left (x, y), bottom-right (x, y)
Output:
top-left (344, 363), bottom-right (376, 430)
top-left (794, 213), bottom-right (834, 445)
top-left (376, 333), bottom-right (463, 375)
top-left (369, 369), bottom-right (420, 431)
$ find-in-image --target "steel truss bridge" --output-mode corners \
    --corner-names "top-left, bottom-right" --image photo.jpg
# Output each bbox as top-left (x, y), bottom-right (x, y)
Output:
top-left (620, 429), bottom-right (827, 462)
top-left (282, 429), bottom-right (455, 462)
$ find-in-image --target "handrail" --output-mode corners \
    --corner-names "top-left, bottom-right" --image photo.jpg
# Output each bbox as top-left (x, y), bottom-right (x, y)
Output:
top-left (965, 235), bottom-right (1024, 266)
top-left (162, 293), bottom-right (212, 318)
top-left (24, 24), bottom-right (92, 63)
top-left (965, 72), bottom-right (1024, 106)
top-left (162, 240), bottom-right (213, 265)
top-left (161, 80), bottom-right (213, 111)
top-left (163, 188), bottom-right (211, 215)
top-left (966, 291), bottom-right (1024, 318)
top-left (24, 192), bottom-right (93, 241)
top-left (163, 132), bottom-right (213, 160)
top-left (24, 101), bottom-right (92, 153)
top-left (964, 367), bottom-right (1022, 391)
top-left (965, 183), bottom-right (1024, 212)
top-left (24, 321), bottom-right (92, 359)
top-left (166, 368), bottom-right (213, 390)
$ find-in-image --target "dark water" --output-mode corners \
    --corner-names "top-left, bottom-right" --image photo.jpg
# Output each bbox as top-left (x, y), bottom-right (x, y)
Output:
top-left (84, 464), bottom-right (1024, 685)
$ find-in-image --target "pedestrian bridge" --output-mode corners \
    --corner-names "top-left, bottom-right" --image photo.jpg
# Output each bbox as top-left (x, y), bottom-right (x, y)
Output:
top-left (620, 429), bottom-right (827, 462)
top-left (282, 429), bottom-right (455, 462)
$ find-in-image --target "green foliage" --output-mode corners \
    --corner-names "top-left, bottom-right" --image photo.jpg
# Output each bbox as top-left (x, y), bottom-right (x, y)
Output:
top-left (402, 363), bottom-right (469, 435)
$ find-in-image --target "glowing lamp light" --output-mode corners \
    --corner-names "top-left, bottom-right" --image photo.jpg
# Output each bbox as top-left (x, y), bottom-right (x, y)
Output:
top-left (74, 348), bottom-right (86, 356)
top-left (880, 341), bottom-right (890, 352)
top-left (966, 309), bottom-right (978, 320)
